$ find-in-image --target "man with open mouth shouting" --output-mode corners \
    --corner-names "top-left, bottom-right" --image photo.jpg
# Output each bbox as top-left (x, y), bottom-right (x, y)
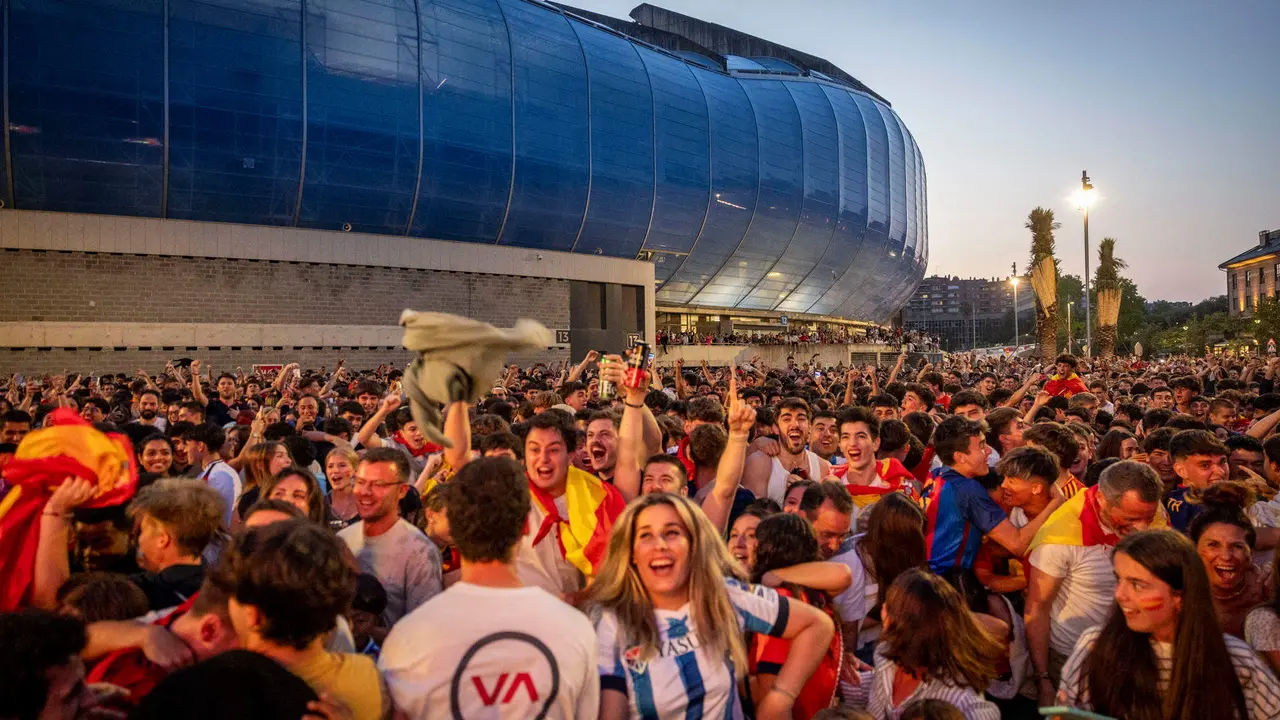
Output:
top-left (742, 398), bottom-right (830, 505)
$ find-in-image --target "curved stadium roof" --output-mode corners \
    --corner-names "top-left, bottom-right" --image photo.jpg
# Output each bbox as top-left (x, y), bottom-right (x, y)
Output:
top-left (2, 0), bottom-right (927, 321)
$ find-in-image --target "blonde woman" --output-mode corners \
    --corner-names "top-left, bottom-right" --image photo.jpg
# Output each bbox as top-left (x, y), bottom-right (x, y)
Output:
top-left (325, 447), bottom-right (360, 531)
top-left (590, 493), bottom-right (834, 720)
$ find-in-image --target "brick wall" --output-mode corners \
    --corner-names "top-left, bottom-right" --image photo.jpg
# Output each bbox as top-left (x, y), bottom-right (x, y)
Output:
top-left (1, 250), bottom-right (571, 372)
top-left (1, 249), bottom-right (568, 327)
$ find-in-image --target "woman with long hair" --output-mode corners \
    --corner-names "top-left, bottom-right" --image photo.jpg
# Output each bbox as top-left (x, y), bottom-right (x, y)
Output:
top-left (867, 569), bottom-right (1002, 719)
top-left (855, 492), bottom-right (927, 656)
top-left (235, 440), bottom-right (291, 520)
top-left (260, 466), bottom-right (329, 525)
top-left (749, 513), bottom-right (844, 719)
top-left (1189, 483), bottom-right (1267, 638)
top-left (324, 447), bottom-right (360, 531)
top-left (1095, 428), bottom-right (1139, 461)
top-left (590, 493), bottom-right (834, 720)
top-left (1059, 529), bottom-right (1280, 720)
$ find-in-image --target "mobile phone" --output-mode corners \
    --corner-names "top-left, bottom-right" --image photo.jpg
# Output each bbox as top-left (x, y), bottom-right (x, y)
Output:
top-left (648, 353), bottom-right (654, 361)
top-left (1038, 707), bottom-right (1118, 720)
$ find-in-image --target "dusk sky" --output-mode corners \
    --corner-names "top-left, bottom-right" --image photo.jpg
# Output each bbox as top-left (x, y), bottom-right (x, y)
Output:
top-left (580, 0), bottom-right (1280, 302)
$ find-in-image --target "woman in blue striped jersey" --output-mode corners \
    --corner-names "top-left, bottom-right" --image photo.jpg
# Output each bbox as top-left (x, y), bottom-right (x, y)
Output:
top-left (590, 493), bottom-right (834, 720)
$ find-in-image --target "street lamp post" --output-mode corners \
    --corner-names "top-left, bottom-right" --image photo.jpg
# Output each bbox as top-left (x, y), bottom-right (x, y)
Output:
top-left (1067, 301), bottom-right (1074, 354)
top-left (1075, 171), bottom-right (1096, 358)
top-left (1010, 276), bottom-right (1020, 348)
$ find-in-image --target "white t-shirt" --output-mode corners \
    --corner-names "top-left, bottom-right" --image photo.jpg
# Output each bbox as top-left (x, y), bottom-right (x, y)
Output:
top-left (1028, 543), bottom-right (1116, 656)
top-left (596, 579), bottom-right (789, 720)
top-left (380, 582), bottom-right (598, 720)
top-left (339, 519), bottom-right (443, 627)
top-left (830, 535), bottom-right (868, 626)
top-left (515, 495), bottom-right (584, 596)
top-left (199, 461), bottom-right (241, 527)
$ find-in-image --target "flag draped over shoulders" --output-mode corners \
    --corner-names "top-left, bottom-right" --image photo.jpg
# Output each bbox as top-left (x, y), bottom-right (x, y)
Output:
top-left (528, 466), bottom-right (625, 582)
top-left (1029, 484), bottom-right (1166, 552)
top-left (0, 409), bottom-right (138, 610)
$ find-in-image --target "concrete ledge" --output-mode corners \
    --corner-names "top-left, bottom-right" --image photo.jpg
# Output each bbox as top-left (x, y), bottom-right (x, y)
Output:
top-left (0, 209), bottom-right (654, 289)
top-left (0, 322), bottom-right (405, 348)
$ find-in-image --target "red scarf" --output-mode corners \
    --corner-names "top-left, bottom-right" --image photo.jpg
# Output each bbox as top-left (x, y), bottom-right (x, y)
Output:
top-left (1078, 485), bottom-right (1117, 547)
top-left (393, 431), bottom-right (441, 457)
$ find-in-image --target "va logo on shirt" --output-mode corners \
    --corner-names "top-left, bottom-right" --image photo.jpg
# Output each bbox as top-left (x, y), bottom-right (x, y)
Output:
top-left (450, 632), bottom-right (560, 719)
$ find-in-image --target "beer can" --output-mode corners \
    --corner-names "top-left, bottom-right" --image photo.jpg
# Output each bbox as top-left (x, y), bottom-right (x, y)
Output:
top-left (625, 342), bottom-right (650, 388)
top-left (598, 356), bottom-right (616, 399)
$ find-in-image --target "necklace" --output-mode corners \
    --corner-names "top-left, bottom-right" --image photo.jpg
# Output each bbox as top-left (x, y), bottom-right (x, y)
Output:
top-left (1212, 572), bottom-right (1252, 602)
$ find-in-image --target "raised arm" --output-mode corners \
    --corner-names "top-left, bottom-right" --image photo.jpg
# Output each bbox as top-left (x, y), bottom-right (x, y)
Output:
top-left (1022, 390), bottom-right (1051, 424)
top-left (136, 368), bottom-right (158, 392)
top-left (189, 360), bottom-right (208, 407)
top-left (271, 362), bottom-right (299, 393)
top-left (356, 394), bottom-right (399, 449)
top-left (699, 360), bottom-right (716, 388)
top-left (567, 350), bottom-right (599, 384)
top-left (703, 367), bottom-right (755, 532)
top-left (609, 356), bottom-right (646, 502)
top-left (886, 351), bottom-right (908, 386)
top-left (1249, 405), bottom-right (1280, 440)
top-left (443, 400), bottom-right (472, 473)
top-left (319, 361), bottom-right (346, 398)
top-left (674, 358), bottom-right (690, 400)
top-left (842, 369), bottom-right (858, 408)
top-left (32, 478), bottom-right (98, 609)
top-left (1003, 372), bottom-right (1043, 409)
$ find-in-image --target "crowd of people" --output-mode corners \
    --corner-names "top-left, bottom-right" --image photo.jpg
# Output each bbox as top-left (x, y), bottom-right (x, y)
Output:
top-left (655, 327), bottom-right (938, 351)
top-left (5, 344), bottom-right (1280, 718)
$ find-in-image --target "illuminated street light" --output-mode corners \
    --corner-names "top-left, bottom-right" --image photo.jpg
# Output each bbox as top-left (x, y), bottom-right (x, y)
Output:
top-left (1074, 171), bottom-right (1096, 357)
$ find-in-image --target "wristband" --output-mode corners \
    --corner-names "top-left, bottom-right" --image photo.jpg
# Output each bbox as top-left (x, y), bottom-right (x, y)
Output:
top-left (624, 401), bottom-right (645, 409)
top-left (769, 686), bottom-right (799, 702)
top-left (42, 510), bottom-right (72, 520)
top-left (1035, 672), bottom-right (1053, 682)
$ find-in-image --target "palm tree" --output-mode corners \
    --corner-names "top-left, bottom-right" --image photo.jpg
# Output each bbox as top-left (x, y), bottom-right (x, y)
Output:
top-left (1027, 207), bottom-right (1061, 359)
top-left (1095, 237), bottom-right (1127, 358)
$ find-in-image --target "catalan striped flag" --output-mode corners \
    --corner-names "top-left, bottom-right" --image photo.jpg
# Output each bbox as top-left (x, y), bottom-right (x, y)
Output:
top-left (529, 466), bottom-right (626, 582)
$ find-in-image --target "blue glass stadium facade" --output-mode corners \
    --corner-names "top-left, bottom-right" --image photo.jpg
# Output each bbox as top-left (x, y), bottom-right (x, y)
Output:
top-left (2, 0), bottom-right (927, 321)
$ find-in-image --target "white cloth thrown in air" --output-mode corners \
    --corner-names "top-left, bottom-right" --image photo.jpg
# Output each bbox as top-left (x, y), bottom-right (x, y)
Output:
top-left (399, 310), bottom-right (552, 447)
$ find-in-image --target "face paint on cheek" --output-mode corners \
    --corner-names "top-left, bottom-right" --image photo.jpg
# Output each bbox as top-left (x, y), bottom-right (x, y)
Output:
top-left (1139, 598), bottom-right (1165, 611)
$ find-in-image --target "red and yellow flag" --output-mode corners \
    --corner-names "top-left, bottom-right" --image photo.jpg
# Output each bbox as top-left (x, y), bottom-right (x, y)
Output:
top-left (0, 409), bottom-right (138, 609)
top-left (1029, 484), bottom-right (1166, 553)
top-left (529, 466), bottom-right (625, 582)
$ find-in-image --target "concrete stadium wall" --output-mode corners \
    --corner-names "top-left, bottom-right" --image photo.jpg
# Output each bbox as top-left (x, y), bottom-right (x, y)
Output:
top-left (654, 344), bottom-right (939, 369)
top-left (0, 210), bottom-right (655, 373)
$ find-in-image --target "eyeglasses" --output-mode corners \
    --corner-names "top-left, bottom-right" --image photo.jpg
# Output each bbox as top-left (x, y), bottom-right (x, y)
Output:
top-left (352, 477), bottom-right (404, 491)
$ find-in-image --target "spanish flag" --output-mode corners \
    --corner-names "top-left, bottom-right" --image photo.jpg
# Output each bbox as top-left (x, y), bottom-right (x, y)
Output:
top-left (1029, 484), bottom-right (1167, 552)
top-left (528, 466), bottom-right (626, 582)
top-left (0, 409), bottom-right (138, 610)
top-left (833, 457), bottom-right (922, 511)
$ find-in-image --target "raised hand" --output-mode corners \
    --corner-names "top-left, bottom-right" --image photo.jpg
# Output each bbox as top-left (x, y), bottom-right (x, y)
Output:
top-left (380, 393), bottom-right (402, 414)
top-left (726, 363), bottom-right (756, 436)
top-left (48, 476), bottom-right (98, 514)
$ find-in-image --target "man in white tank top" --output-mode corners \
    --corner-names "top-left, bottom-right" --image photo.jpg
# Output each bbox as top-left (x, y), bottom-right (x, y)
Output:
top-left (742, 398), bottom-right (830, 504)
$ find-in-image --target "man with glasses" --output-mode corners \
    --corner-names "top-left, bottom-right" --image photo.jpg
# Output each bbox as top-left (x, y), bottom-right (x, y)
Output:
top-left (338, 447), bottom-right (442, 637)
